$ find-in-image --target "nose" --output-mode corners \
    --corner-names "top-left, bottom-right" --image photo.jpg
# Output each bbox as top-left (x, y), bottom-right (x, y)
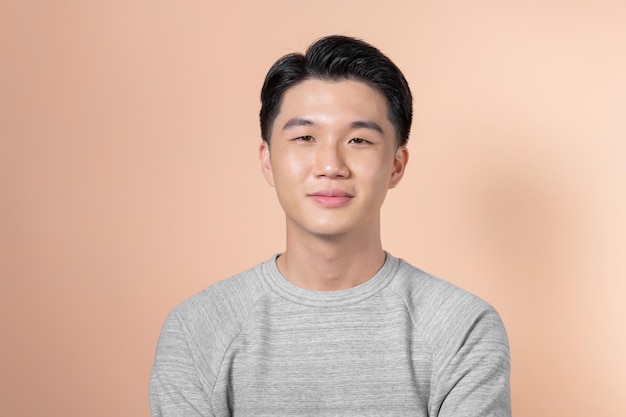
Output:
top-left (314, 141), bottom-right (349, 179)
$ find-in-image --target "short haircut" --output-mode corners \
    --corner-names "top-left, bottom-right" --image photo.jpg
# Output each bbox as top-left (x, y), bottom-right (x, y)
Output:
top-left (259, 35), bottom-right (413, 147)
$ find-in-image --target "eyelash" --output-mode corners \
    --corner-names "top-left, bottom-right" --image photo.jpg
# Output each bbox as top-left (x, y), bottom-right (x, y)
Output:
top-left (294, 135), bottom-right (314, 142)
top-left (349, 137), bottom-right (371, 144)
top-left (293, 136), bottom-right (372, 144)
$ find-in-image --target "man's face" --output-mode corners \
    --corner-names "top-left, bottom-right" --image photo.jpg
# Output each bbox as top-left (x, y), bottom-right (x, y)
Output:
top-left (260, 78), bottom-right (408, 240)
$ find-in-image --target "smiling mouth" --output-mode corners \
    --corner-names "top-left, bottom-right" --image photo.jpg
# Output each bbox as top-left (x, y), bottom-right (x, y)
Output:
top-left (309, 190), bottom-right (354, 208)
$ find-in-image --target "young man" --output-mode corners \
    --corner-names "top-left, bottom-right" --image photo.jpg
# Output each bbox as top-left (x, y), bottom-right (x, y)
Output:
top-left (150, 35), bottom-right (511, 416)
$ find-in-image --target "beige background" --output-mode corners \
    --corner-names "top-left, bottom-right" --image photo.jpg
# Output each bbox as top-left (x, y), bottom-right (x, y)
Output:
top-left (2, 1), bottom-right (625, 416)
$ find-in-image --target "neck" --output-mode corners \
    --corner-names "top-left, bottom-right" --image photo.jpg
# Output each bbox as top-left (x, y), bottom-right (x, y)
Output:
top-left (277, 224), bottom-right (386, 291)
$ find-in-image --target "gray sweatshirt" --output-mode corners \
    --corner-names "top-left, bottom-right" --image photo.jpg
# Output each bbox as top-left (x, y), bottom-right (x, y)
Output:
top-left (150, 253), bottom-right (511, 416)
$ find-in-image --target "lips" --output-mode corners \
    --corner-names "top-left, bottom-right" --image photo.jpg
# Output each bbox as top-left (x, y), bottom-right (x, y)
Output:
top-left (308, 189), bottom-right (354, 208)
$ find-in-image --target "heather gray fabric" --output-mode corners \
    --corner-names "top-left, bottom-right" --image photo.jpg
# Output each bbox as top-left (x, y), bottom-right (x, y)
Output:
top-left (150, 253), bottom-right (511, 416)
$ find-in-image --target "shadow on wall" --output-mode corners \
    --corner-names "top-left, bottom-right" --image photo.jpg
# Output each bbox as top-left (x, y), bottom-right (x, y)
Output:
top-left (444, 125), bottom-right (613, 414)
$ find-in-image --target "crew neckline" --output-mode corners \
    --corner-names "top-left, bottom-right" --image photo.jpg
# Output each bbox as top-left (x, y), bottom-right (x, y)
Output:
top-left (261, 252), bottom-right (400, 307)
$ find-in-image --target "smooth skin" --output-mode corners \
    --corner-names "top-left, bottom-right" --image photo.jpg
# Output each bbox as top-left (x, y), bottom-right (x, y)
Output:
top-left (260, 79), bottom-right (408, 291)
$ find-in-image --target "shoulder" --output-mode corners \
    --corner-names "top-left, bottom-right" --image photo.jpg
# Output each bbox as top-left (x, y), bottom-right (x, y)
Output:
top-left (150, 260), bottom-right (274, 415)
top-left (389, 258), bottom-right (491, 314)
top-left (169, 261), bottom-right (272, 340)
top-left (154, 259), bottom-right (274, 363)
top-left (387, 257), bottom-right (509, 355)
top-left (386, 258), bottom-right (511, 414)
top-left (153, 260), bottom-right (274, 387)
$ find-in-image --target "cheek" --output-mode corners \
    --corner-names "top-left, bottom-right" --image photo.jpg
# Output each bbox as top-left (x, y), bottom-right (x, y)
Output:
top-left (285, 151), bottom-right (311, 172)
top-left (355, 160), bottom-right (393, 185)
top-left (271, 155), bottom-right (308, 188)
top-left (271, 154), bottom-right (311, 185)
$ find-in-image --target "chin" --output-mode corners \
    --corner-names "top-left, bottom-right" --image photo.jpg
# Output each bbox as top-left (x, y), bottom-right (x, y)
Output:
top-left (307, 224), bottom-right (353, 239)
top-left (287, 216), bottom-right (356, 239)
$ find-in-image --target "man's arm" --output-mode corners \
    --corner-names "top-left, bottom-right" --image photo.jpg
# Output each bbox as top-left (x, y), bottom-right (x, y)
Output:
top-left (430, 307), bottom-right (512, 417)
top-left (150, 311), bottom-right (214, 417)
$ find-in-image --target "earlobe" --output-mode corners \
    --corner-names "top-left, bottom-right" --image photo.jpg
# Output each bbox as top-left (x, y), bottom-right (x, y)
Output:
top-left (389, 146), bottom-right (409, 189)
top-left (259, 141), bottom-right (275, 187)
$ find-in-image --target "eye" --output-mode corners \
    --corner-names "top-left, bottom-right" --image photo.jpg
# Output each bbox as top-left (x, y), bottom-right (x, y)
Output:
top-left (349, 137), bottom-right (371, 144)
top-left (294, 135), bottom-right (315, 142)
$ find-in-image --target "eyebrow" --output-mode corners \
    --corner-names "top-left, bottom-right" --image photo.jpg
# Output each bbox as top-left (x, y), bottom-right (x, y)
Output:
top-left (350, 120), bottom-right (384, 134)
top-left (282, 118), bottom-right (314, 130)
top-left (282, 118), bottom-right (384, 134)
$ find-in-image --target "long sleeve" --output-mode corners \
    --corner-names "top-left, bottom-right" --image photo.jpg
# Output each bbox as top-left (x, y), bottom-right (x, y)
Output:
top-left (149, 311), bottom-right (214, 417)
top-left (429, 307), bottom-right (511, 417)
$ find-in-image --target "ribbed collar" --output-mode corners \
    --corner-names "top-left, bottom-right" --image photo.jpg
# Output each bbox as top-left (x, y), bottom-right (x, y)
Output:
top-left (261, 252), bottom-right (400, 307)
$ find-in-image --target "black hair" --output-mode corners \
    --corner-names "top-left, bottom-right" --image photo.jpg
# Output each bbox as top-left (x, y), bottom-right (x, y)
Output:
top-left (259, 35), bottom-right (413, 147)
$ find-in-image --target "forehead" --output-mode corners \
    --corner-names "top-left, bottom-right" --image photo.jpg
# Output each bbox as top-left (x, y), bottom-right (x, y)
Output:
top-left (274, 79), bottom-right (391, 126)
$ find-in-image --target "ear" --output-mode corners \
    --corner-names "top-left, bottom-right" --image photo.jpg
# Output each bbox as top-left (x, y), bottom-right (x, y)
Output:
top-left (389, 146), bottom-right (409, 189)
top-left (259, 141), bottom-right (275, 187)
